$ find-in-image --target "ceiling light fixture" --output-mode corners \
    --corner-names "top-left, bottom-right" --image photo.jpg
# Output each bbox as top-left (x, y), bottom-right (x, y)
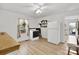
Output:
top-left (34, 3), bottom-right (44, 14)
top-left (35, 9), bottom-right (42, 14)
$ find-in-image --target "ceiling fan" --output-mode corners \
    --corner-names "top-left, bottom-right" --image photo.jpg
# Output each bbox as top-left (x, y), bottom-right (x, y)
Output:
top-left (33, 3), bottom-right (47, 14)
top-left (23, 3), bottom-right (47, 14)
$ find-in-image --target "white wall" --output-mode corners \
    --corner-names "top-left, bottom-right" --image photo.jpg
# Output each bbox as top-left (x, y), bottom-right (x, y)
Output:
top-left (28, 19), bottom-right (40, 28)
top-left (1, 8), bottom-right (79, 43)
top-left (0, 10), bottom-right (30, 40)
top-left (0, 9), bottom-right (41, 41)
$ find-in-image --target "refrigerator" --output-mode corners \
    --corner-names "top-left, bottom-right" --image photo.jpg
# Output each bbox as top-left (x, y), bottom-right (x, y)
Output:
top-left (47, 21), bottom-right (60, 44)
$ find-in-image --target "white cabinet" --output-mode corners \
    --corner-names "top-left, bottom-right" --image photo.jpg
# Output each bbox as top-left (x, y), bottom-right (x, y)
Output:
top-left (47, 21), bottom-right (60, 44)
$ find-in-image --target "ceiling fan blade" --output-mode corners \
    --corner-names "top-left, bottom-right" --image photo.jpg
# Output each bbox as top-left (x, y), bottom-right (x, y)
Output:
top-left (40, 6), bottom-right (47, 10)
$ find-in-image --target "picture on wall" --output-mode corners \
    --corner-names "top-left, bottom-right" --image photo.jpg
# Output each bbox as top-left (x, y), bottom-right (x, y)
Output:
top-left (39, 20), bottom-right (47, 27)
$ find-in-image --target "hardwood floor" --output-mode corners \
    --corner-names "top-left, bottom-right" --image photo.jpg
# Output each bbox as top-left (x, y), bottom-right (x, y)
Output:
top-left (7, 38), bottom-right (69, 55)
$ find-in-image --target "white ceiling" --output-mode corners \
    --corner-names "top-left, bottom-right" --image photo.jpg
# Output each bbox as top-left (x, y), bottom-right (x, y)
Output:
top-left (0, 3), bottom-right (79, 18)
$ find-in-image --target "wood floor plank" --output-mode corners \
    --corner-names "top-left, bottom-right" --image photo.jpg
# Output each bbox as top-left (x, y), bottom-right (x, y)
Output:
top-left (7, 38), bottom-right (68, 55)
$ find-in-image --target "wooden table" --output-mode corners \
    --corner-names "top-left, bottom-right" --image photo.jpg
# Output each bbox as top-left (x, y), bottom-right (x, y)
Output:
top-left (0, 32), bottom-right (20, 55)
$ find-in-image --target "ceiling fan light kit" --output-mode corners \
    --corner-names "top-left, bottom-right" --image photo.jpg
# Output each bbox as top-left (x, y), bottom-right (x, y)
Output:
top-left (35, 9), bottom-right (42, 14)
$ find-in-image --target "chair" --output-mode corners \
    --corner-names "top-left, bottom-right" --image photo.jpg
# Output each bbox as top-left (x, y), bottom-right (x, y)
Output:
top-left (67, 36), bottom-right (79, 55)
top-left (67, 43), bottom-right (79, 55)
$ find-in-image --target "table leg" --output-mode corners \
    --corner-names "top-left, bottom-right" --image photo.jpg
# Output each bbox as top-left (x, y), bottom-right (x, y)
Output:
top-left (68, 47), bottom-right (70, 55)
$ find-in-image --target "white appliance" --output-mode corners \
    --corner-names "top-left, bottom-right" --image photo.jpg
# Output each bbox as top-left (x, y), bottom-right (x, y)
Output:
top-left (47, 21), bottom-right (60, 44)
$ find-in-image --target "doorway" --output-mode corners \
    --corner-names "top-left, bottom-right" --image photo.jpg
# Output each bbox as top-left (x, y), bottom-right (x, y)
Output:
top-left (69, 22), bottom-right (76, 36)
top-left (17, 18), bottom-right (29, 41)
